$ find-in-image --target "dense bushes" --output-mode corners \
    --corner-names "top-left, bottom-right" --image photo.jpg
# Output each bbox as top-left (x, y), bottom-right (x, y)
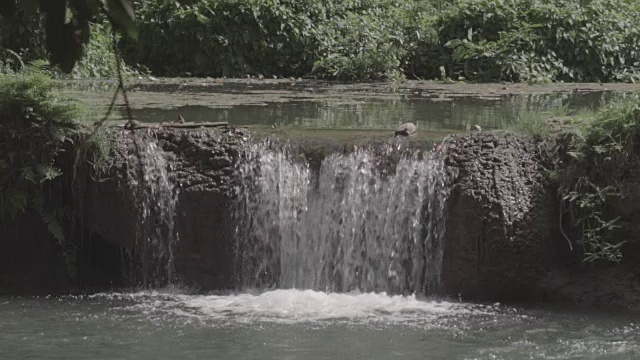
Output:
top-left (0, 72), bottom-right (112, 244)
top-left (70, 22), bottom-right (145, 79)
top-left (122, 0), bottom-right (640, 81)
top-left (124, 0), bottom-right (434, 79)
top-left (440, 0), bottom-right (640, 82)
top-left (0, 18), bottom-right (139, 79)
top-left (0, 9), bottom-right (46, 72)
top-left (3, 0), bottom-right (640, 81)
top-left (125, 0), bottom-right (318, 77)
top-left (547, 95), bottom-right (640, 263)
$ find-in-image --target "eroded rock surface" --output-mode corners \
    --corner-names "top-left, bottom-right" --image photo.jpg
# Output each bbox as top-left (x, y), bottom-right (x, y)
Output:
top-left (440, 133), bottom-right (557, 301)
top-left (85, 127), bottom-right (248, 289)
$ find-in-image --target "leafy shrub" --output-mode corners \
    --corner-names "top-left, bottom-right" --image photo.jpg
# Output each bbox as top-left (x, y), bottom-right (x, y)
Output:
top-left (0, 72), bottom-right (113, 243)
top-left (0, 8), bottom-right (46, 73)
top-left (549, 94), bottom-right (640, 262)
top-left (2, 20), bottom-right (144, 79)
top-left (124, 0), bottom-right (439, 80)
top-left (0, 72), bottom-right (79, 240)
top-left (310, 0), bottom-right (427, 80)
top-left (125, 0), bottom-right (321, 77)
top-left (0, 0), bottom-right (139, 74)
top-left (438, 0), bottom-right (640, 82)
top-left (70, 22), bottom-right (146, 79)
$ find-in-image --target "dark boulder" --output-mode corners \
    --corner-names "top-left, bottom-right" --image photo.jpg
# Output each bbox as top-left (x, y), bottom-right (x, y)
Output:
top-left (440, 133), bottom-right (557, 301)
top-left (84, 127), bottom-right (248, 290)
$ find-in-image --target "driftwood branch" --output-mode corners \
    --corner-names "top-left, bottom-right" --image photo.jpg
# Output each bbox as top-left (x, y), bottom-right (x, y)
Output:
top-left (162, 122), bottom-right (229, 128)
top-left (117, 121), bottom-right (230, 130)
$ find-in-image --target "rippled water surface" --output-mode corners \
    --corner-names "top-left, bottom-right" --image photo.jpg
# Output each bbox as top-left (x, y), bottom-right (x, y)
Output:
top-left (1, 290), bottom-right (639, 359)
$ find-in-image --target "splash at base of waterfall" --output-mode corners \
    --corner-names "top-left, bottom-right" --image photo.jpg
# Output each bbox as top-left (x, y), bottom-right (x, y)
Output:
top-left (234, 141), bottom-right (450, 295)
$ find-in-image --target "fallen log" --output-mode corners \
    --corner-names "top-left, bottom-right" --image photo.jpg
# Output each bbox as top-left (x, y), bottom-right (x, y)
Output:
top-left (117, 121), bottom-right (229, 130)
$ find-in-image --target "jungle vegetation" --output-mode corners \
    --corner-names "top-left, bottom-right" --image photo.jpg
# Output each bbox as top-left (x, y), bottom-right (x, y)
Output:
top-left (1, 0), bottom-right (639, 82)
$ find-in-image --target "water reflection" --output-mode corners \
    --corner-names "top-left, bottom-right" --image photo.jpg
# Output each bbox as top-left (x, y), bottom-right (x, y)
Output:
top-left (123, 91), bottom-right (624, 132)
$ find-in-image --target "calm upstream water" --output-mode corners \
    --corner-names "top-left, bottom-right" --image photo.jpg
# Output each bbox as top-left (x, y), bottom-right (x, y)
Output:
top-left (1, 290), bottom-right (640, 359)
top-left (122, 87), bottom-right (620, 131)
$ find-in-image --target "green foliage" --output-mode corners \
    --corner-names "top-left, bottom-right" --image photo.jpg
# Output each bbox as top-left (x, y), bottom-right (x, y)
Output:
top-left (124, 0), bottom-right (440, 80)
top-left (549, 94), bottom-right (640, 262)
top-left (311, 0), bottom-right (416, 80)
top-left (0, 7), bottom-right (46, 73)
top-left (0, 72), bottom-right (78, 239)
top-left (4, 0), bottom-right (640, 81)
top-left (70, 22), bottom-right (146, 79)
top-left (126, 0), bottom-right (321, 77)
top-left (5, 25), bottom-right (146, 79)
top-left (0, 71), bottom-right (114, 246)
top-left (439, 0), bottom-right (640, 82)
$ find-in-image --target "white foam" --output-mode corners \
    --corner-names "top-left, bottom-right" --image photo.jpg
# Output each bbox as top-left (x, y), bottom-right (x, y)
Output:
top-left (94, 289), bottom-right (497, 326)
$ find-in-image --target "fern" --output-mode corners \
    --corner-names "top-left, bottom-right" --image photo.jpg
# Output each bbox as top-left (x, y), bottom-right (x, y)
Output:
top-left (25, 59), bottom-right (55, 75)
top-left (7, 191), bottom-right (27, 216)
top-left (41, 210), bottom-right (65, 243)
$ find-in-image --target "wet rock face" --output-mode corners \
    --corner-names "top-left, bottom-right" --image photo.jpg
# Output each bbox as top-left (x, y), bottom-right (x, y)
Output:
top-left (87, 127), bottom-right (249, 290)
top-left (114, 127), bottom-right (247, 193)
top-left (154, 128), bottom-right (247, 289)
top-left (441, 133), bottom-right (557, 301)
top-left (91, 128), bottom-right (558, 298)
top-left (153, 129), bottom-right (245, 193)
top-left (0, 212), bottom-right (72, 295)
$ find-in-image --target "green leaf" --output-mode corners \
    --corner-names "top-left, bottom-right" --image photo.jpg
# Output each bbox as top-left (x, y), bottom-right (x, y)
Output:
top-left (567, 151), bottom-right (583, 159)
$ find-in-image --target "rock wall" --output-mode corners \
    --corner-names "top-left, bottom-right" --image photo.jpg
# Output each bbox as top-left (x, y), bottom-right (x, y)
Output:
top-left (84, 127), bottom-right (248, 290)
top-left (0, 211), bottom-right (71, 294)
top-left (8, 126), bottom-right (640, 308)
top-left (440, 133), bottom-right (558, 301)
top-left (76, 129), bottom-right (640, 308)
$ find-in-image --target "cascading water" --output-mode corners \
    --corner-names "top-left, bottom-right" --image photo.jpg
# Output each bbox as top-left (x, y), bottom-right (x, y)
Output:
top-left (234, 141), bottom-right (450, 295)
top-left (127, 135), bottom-right (179, 286)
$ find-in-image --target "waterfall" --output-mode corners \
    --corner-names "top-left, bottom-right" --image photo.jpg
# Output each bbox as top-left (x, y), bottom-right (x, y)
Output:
top-left (127, 134), bottom-right (179, 287)
top-left (234, 141), bottom-right (450, 295)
